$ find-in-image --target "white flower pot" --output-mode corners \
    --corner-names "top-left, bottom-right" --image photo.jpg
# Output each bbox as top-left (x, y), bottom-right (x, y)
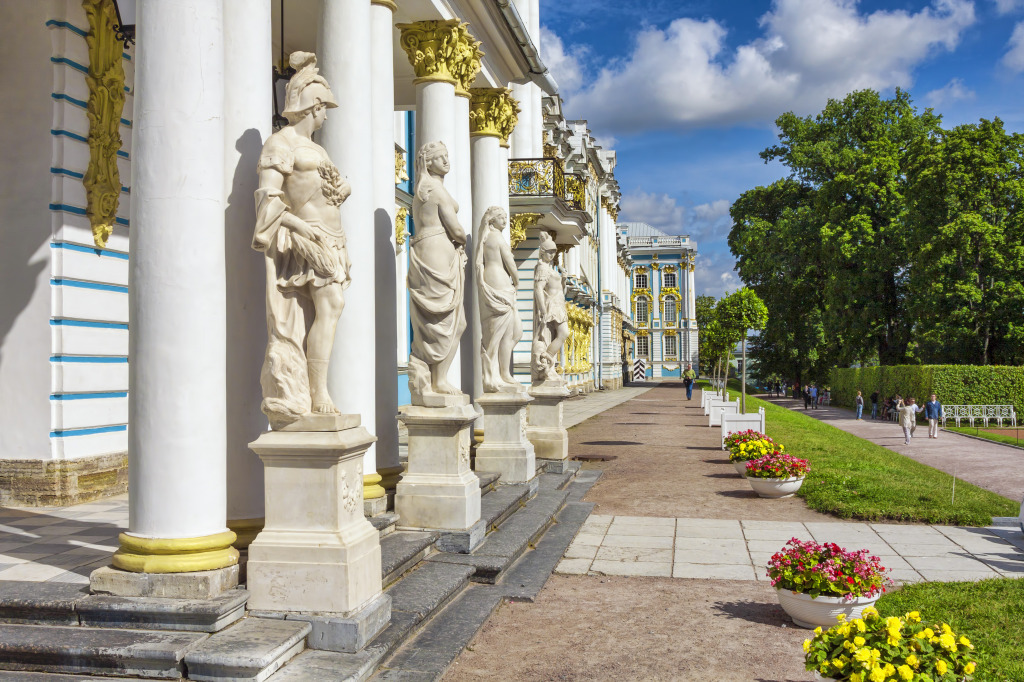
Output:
top-left (733, 460), bottom-right (748, 475)
top-left (745, 475), bottom-right (805, 498)
top-left (776, 588), bottom-right (879, 629)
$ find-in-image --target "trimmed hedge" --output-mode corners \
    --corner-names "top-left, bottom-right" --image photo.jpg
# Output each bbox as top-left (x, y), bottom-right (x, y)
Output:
top-left (830, 365), bottom-right (1024, 415)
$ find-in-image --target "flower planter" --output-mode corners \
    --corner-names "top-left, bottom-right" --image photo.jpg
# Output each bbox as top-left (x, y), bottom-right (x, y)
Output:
top-left (733, 460), bottom-right (748, 475)
top-left (745, 475), bottom-right (805, 498)
top-left (776, 588), bottom-right (879, 629)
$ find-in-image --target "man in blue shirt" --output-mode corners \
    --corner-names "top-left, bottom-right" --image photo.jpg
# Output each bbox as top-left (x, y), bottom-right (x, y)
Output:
top-left (809, 385), bottom-right (818, 409)
top-left (924, 394), bottom-right (943, 439)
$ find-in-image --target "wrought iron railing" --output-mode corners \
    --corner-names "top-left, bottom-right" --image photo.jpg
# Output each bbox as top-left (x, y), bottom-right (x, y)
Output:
top-left (508, 158), bottom-right (585, 211)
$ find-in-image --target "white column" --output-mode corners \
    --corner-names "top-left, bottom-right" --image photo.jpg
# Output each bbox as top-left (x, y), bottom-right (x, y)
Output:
top-left (223, 0), bottom-right (270, 545)
top-left (319, 0), bottom-right (379, 493)
top-left (454, 93), bottom-right (478, 398)
top-left (371, 0), bottom-right (401, 495)
top-left (119, 0), bottom-right (233, 571)
top-left (471, 135), bottom-right (505, 235)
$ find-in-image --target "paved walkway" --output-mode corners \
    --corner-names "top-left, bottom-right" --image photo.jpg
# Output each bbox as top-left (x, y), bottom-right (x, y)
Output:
top-left (557, 514), bottom-right (1024, 584)
top-left (563, 384), bottom-right (652, 428)
top-left (765, 396), bottom-right (1024, 502)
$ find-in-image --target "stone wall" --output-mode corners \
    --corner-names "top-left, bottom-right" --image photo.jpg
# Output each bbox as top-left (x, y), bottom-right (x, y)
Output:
top-left (0, 452), bottom-right (127, 506)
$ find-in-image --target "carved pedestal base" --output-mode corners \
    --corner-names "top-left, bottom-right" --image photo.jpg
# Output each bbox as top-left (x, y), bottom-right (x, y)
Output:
top-left (527, 382), bottom-right (571, 462)
top-left (247, 422), bottom-right (387, 640)
top-left (476, 391), bottom-right (536, 484)
top-left (395, 397), bottom-right (482, 539)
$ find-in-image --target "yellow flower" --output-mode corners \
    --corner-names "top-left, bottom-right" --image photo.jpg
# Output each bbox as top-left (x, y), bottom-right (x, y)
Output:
top-left (907, 611), bottom-right (921, 622)
top-left (851, 674), bottom-right (863, 682)
top-left (882, 663), bottom-right (895, 677)
top-left (906, 654), bottom-right (919, 668)
top-left (923, 628), bottom-right (934, 639)
top-left (939, 633), bottom-right (957, 651)
top-left (935, 659), bottom-right (948, 675)
top-left (854, 636), bottom-right (866, 647)
top-left (960, 635), bottom-right (973, 649)
top-left (869, 668), bottom-right (886, 682)
top-left (832, 658), bottom-right (846, 670)
top-left (803, 639), bottom-right (812, 653)
top-left (855, 619), bottom-right (867, 633)
top-left (964, 661), bottom-right (976, 674)
top-left (814, 626), bottom-right (823, 635)
top-left (862, 606), bottom-right (879, 618)
top-left (837, 613), bottom-right (847, 622)
top-left (897, 664), bottom-right (914, 680)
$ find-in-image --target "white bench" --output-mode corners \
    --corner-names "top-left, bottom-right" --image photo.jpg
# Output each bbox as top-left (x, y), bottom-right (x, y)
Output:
top-left (709, 398), bottom-right (739, 427)
top-left (941, 405), bottom-right (1017, 428)
top-left (721, 407), bottom-right (767, 449)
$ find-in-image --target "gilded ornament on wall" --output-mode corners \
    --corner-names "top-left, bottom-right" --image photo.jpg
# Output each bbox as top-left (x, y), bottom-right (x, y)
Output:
top-left (508, 212), bottom-right (541, 249)
top-left (451, 24), bottom-right (483, 96)
top-left (82, 0), bottom-right (127, 249)
top-left (395, 206), bottom-right (409, 248)
top-left (395, 147), bottom-right (409, 185)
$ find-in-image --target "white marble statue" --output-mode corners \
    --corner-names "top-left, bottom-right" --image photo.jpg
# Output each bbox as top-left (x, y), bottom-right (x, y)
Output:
top-left (531, 231), bottom-right (569, 384)
top-left (474, 206), bottom-right (522, 393)
top-left (407, 141), bottom-right (467, 404)
top-left (253, 52), bottom-right (351, 429)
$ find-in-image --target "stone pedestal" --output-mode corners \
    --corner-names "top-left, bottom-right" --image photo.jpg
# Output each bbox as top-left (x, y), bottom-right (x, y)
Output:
top-left (476, 391), bottom-right (536, 484)
top-left (395, 396), bottom-right (483, 550)
top-left (527, 382), bottom-right (571, 464)
top-left (246, 422), bottom-right (388, 652)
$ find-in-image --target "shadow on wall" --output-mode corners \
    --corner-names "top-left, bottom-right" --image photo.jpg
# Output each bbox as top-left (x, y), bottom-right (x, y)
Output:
top-left (224, 127), bottom-right (268, 517)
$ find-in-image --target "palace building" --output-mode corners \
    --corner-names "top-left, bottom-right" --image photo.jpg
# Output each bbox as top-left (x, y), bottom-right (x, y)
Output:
top-left (0, 0), bottom-right (697, 525)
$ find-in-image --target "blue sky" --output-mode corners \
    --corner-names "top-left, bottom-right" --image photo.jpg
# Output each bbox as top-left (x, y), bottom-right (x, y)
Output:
top-left (539, 0), bottom-right (1024, 297)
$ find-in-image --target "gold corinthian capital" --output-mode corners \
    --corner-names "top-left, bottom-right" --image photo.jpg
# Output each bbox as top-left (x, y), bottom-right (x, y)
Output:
top-left (397, 19), bottom-right (482, 91)
top-left (469, 87), bottom-right (520, 147)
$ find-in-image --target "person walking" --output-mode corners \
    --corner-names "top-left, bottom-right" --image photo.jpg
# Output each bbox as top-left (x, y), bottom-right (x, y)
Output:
top-left (855, 391), bottom-right (864, 420)
top-left (809, 385), bottom-right (818, 409)
top-left (870, 390), bottom-right (879, 420)
top-left (924, 393), bottom-right (943, 438)
top-left (896, 397), bottom-right (923, 444)
top-left (803, 385), bottom-right (811, 410)
top-left (682, 363), bottom-right (697, 401)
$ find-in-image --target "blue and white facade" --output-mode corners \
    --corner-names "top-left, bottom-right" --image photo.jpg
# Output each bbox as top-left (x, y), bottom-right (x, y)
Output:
top-left (620, 223), bottom-right (699, 379)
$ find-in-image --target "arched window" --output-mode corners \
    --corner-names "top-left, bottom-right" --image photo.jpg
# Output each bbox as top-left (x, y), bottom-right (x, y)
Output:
top-left (663, 297), bottom-right (677, 325)
top-left (635, 297), bottom-right (650, 325)
top-left (634, 270), bottom-right (648, 289)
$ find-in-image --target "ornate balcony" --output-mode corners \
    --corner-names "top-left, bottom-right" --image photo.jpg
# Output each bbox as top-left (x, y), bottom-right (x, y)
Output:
top-left (508, 158), bottom-right (586, 211)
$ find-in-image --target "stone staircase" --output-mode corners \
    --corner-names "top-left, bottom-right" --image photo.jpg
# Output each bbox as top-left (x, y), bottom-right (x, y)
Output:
top-left (0, 462), bottom-right (599, 681)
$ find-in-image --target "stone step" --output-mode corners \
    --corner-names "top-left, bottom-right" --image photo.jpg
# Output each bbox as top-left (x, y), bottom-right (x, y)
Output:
top-left (0, 581), bottom-right (248, 633)
top-left (0, 623), bottom-right (207, 678)
top-left (0, 673), bottom-right (122, 681)
top-left (266, 562), bottom-right (475, 682)
top-left (425, 487), bottom-right (570, 584)
top-left (475, 471), bottom-right (500, 493)
top-left (184, 617), bottom-right (310, 682)
top-left (380, 530), bottom-right (439, 588)
top-left (368, 511), bottom-right (399, 537)
top-left (538, 461), bottom-right (581, 491)
top-left (479, 480), bottom-right (533, 533)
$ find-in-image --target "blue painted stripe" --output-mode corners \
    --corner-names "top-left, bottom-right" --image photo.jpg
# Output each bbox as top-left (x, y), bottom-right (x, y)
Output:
top-left (50, 130), bottom-right (130, 159)
top-left (50, 168), bottom-right (129, 193)
top-left (51, 391), bottom-right (128, 401)
top-left (50, 424), bottom-right (127, 438)
top-left (50, 56), bottom-right (88, 74)
top-left (51, 242), bottom-right (129, 260)
top-left (45, 19), bottom-right (88, 38)
top-left (51, 93), bottom-right (132, 127)
top-left (49, 203), bottom-right (130, 226)
top-left (50, 319), bottom-right (128, 330)
top-left (51, 278), bottom-right (128, 294)
top-left (50, 355), bottom-right (128, 363)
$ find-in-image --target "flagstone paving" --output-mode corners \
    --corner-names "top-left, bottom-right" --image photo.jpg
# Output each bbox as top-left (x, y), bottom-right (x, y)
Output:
top-left (556, 514), bottom-right (1024, 583)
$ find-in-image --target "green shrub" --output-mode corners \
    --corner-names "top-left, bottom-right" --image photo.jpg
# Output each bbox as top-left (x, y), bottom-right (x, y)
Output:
top-left (831, 365), bottom-right (1024, 414)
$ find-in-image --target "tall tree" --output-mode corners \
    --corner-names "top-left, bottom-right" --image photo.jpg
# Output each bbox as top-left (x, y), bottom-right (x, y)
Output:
top-left (906, 118), bottom-right (1024, 365)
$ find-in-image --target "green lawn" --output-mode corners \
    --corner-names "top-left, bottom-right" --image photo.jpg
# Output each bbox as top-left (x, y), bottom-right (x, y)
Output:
top-left (705, 380), bottom-right (1017, 525)
top-left (945, 426), bottom-right (1023, 449)
top-left (877, 578), bottom-right (1024, 681)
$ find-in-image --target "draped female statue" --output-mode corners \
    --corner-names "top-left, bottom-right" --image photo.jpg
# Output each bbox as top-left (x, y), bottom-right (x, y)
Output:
top-left (531, 231), bottom-right (569, 384)
top-left (407, 141), bottom-right (467, 403)
top-left (474, 206), bottom-right (522, 392)
top-left (253, 52), bottom-right (351, 429)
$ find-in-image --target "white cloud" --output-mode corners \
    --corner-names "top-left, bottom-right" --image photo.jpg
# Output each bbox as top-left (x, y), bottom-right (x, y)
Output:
top-left (924, 77), bottom-right (975, 106)
top-left (992, 0), bottom-right (1024, 14)
top-left (693, 251), bottom-right (741, 299)
top-left (1002, 22), bottom-right (1024, 71)
top-left (559, 0), bottom-right (976, 133)
top-left (540, 26), bottom-right (586, 94)
top-left (619, 192), bottom-right (732, 243)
